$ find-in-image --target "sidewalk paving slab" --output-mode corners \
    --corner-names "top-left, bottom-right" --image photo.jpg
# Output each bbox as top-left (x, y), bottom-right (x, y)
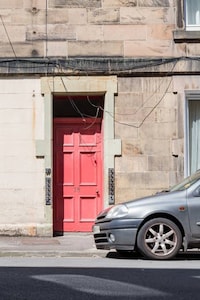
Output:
top-left (0, 233), bottom-right (108, 258)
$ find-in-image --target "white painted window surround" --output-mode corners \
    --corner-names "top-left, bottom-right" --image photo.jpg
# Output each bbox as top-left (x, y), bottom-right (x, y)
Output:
top-left (185, 93), bottom-right (200, 176)
top-left (185, 0), bottom-right (200, 31)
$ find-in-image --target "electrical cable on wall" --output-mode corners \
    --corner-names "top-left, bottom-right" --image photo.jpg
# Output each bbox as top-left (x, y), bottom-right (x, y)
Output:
top-left (0, 56), bottom-right (198, 75)
top-left (111, 59), bottom-right (179, 128)
top-left (0, 15), bottom-right (17, 58)
top-left (0, 16), bottom-right (198, 74)
top-left (45, 0), bottom-right (48, 58)
top-left (57, 60), bottom-right (178, 129)
top-left (0, 17), bottom-right (199, 128)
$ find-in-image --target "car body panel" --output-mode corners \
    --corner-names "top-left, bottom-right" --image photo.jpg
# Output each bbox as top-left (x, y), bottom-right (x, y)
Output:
top-left (93, 171), bottom-right (200, 256)
top-left (94, 227), bottom-right (138, 250)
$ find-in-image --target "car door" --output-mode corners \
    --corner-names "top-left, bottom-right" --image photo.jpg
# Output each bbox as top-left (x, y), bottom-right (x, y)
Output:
top-left (187, 184), bottom-right (200, 238)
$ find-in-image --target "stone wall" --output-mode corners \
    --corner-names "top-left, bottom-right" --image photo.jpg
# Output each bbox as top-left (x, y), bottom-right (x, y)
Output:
top-left (114, 76), bottom-right (184, 202)
top-left (0, 78), bottom-right (51, 236)
top-left (0, 0), bottom-right (192, 58)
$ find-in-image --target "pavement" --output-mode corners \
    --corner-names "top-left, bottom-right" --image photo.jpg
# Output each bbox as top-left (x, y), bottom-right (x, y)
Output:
top-left (1, 234), bottom-right (200, 260)
top-left (0, 233), bottom-right (109, 258)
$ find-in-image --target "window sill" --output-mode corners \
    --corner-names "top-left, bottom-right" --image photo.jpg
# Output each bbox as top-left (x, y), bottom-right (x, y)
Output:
top-left (173, 30), bottom-right (200, 43)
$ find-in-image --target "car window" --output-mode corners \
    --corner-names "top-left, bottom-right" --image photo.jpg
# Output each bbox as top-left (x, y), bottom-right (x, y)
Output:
top-left (170, 172), bottom-right (200, 192)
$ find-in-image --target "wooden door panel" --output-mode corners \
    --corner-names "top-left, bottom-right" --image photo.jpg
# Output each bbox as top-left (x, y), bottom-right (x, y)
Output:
top-left (79, 196), bottom-right (98, 221)
top-left (79, 131), bottom-right (99, 145)
top-left (63, 152), bottom-right (74, 184)
top-left (53, 118), bottom-right (102, 233)
top-left (79, 151), bottom-right (97, 185)
top-left (63, 196), bottom-right (75, 222)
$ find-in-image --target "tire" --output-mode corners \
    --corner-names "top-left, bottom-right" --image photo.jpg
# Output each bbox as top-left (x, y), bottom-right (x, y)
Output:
top-left (137, 218), bottom-right (182, 260)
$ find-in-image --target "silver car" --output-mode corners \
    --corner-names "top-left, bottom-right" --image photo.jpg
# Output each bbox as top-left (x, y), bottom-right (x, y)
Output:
top-left (93, 170), bottom-right (200, 260)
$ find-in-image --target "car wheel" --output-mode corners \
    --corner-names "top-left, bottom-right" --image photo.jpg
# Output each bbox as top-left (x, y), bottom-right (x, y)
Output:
top-left (137, 218), bottom-right (182, 260)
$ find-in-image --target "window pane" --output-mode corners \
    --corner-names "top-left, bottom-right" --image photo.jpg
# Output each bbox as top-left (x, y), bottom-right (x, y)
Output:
top-left (189, 100), bottom-right (200, 174)
top-left (186, 0), bottom-right (200, 26)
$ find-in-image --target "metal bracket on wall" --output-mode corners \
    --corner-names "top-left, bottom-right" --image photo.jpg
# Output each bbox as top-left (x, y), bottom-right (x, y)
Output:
top-left (45, 168), bottom-right (51, 176)
top-left (45, 168), bottom-right (51, 205)
top-left (108, 168), bottom-right (115, 205)
top-left (45, 177), bottom-right (51, 205)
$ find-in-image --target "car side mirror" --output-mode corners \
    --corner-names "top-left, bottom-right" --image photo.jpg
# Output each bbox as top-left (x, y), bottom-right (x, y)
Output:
top-left (193, 187), bottom-right (200, 197)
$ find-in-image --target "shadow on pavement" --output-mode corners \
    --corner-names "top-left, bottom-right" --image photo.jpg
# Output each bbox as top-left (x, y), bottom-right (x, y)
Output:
top-left (106, 250), bottom-right (200, 260)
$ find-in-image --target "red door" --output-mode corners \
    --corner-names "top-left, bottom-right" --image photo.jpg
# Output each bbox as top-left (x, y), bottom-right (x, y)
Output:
top-left (53, 118), bottom-right (103, 232)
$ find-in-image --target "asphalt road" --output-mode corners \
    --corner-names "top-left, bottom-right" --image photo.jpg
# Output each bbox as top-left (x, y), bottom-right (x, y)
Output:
top-left (0, 254), bottom-right (200, 300)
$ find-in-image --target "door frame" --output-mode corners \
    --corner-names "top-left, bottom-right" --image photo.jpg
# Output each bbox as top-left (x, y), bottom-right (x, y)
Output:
top-left (39, 76), bottom-right (121, 234)
top-left (53, 117), bottom-right (103, 232)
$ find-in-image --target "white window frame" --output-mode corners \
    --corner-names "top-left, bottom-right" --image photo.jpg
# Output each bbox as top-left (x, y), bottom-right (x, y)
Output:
top-left (185, 0), bottom-right (200, 31)
top-left (185, 93), bottom-right (200, 176)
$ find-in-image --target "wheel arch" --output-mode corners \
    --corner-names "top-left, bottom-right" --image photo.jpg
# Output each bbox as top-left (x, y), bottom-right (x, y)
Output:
top-left (136, 213), bottom-right (185, 245)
